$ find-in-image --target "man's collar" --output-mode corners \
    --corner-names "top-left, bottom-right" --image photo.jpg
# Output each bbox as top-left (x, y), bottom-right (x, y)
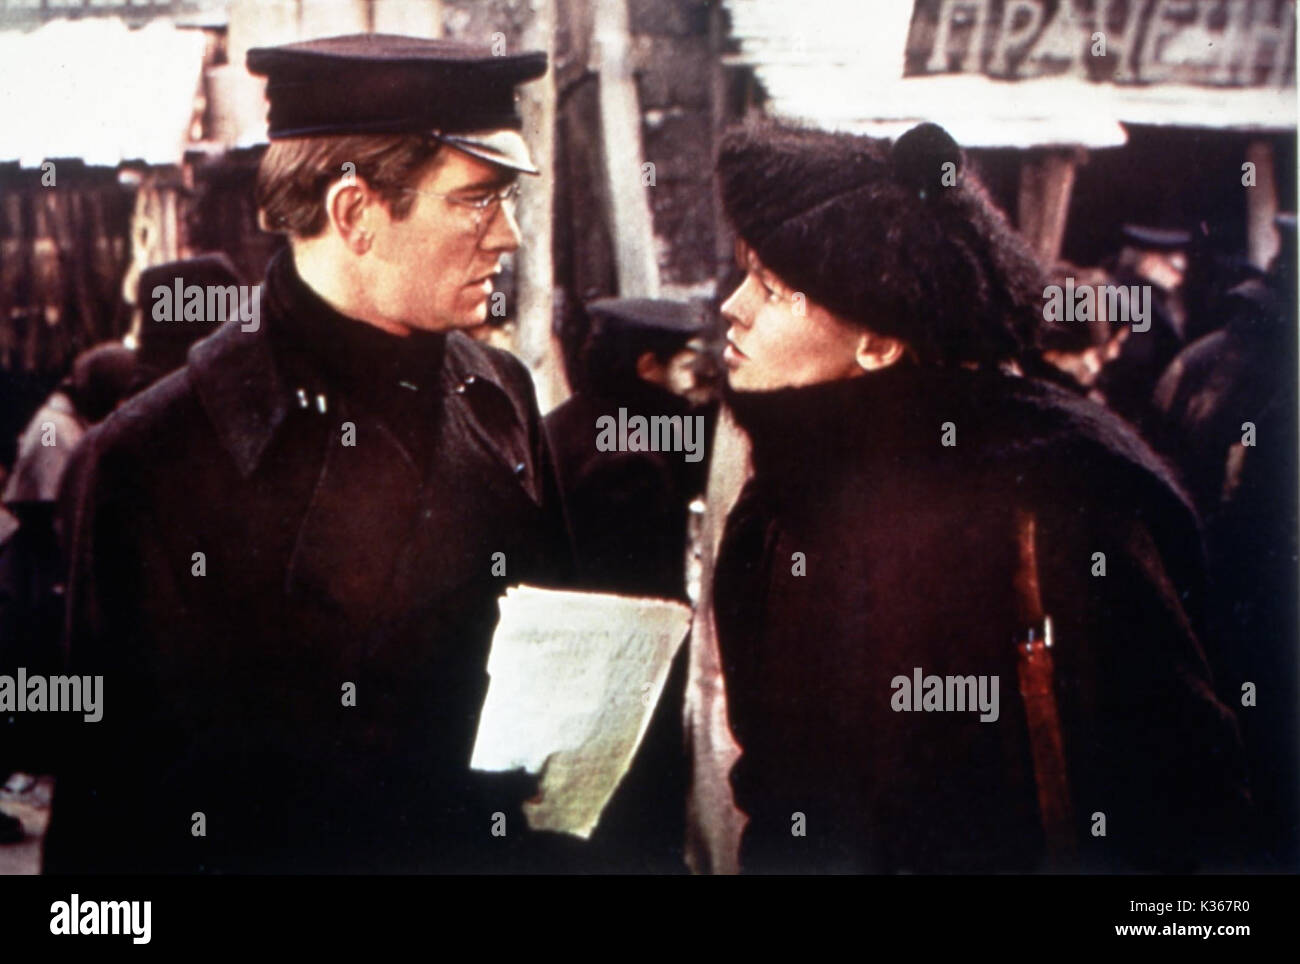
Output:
top-left (187, 317), bottom-right (510, 480)
top-left (187, 320), bottom-right (291, 480)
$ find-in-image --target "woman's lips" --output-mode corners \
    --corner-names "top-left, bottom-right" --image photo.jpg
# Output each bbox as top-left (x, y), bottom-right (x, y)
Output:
top-left (724, 338), bottom-right (746, 368)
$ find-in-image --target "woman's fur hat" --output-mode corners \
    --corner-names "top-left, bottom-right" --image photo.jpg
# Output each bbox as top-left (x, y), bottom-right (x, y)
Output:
top-left (716, 119), bottom-right (1047, 367)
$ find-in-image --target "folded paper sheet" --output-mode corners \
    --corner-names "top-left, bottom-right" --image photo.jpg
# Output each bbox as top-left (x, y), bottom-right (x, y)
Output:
top-left (471, 585), bottom-right (692, 838)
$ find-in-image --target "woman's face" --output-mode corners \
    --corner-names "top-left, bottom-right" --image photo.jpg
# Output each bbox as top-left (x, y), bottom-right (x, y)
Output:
top-left (720, 245), bottom-right (867, 391)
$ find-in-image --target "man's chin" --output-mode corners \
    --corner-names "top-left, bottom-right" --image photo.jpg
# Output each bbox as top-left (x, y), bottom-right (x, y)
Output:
top-left (409, 307), bottom-right (486, 333)
top-left (454, 297), bottom-right (490, 329)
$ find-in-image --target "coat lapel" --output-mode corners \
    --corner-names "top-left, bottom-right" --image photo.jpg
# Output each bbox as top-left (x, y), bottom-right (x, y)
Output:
top-left (187, 319), bottom-right (541, 627)
top-left (283, 399), bottom-right (424, 626)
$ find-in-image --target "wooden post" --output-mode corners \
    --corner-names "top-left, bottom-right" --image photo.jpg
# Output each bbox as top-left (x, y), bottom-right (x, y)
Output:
top-left (122, 169), bottom-right (186, 347)
top-left (371, 0), bottom-right (442, 37)
top-left (710, 0), bottom-right (735, 286)
top-left (514, 0), bottom-right (567, 414)
top-left (1245, 139), bottom-right (1280, 270)
top-left (1018, 149), bottom-right (1080, 267)
top-left (592, 0), bottom-right (660, 298)
top-left (684, 405), bottom-right (750, 876)
top-left (227, 0), bottom-right (298, 70)
top-left (684, 0), bottom-right (746, 878)
top-left (298, 0), bottom-right (369, 37)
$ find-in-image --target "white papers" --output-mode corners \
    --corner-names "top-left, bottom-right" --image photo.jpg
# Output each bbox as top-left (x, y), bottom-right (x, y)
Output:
top-left (471, 585), bottom-right (691, 838)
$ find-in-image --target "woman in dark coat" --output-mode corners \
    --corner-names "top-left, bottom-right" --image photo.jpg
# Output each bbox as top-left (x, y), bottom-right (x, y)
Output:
top-left (711, 121), bottom-right (1250, 874)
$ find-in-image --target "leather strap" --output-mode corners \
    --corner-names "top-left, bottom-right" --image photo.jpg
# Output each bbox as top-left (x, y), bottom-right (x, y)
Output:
top-left (1013, 508), bottom-right (1077, 863)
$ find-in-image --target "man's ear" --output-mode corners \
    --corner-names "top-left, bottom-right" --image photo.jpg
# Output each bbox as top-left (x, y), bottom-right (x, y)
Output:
top-left (635, 350), bottom-right (668, 386)
top-left (323, 178), bottom-right (377, 254)
top-left (855, 331), bottom-right (905, 372)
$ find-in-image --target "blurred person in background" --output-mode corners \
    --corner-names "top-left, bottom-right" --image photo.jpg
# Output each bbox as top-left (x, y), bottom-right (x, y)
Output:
top-left (1, 255), bottom-right (243, 811)
top-left (546, 297), bottom-right (712, 600)
top-left (0, 340), bottom-right (137, 838)
top-left (1039, 263), bottom-right (1129, 399)
top-left (128, 254), bottom-right (244, 392)
top-left (1149, 214), bottom-right (1298, 869)
top-left (545, 297), bottom-right (715, 873)
top-left (1090, 224), bottom-right (1191, 430)
top-left (3, 342), bottom-right (137, 510)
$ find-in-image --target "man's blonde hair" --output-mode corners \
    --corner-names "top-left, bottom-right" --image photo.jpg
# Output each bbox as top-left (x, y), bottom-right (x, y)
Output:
top-left (255, 134), bottom-right (444, 238)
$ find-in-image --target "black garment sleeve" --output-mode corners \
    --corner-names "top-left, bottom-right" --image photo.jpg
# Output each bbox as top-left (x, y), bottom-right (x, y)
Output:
top-left (1038, 502), bottom-right (1252, 871)
top-left (44, 429), bottom-right (196, 873)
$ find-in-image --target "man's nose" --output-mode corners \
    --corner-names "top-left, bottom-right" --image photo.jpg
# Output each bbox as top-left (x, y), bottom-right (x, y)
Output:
top-left (482, 199), bottom-right (522, 252)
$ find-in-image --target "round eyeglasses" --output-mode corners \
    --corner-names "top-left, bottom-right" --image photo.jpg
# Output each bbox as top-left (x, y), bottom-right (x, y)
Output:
top-left (397, 181), bottom-right (520, 228)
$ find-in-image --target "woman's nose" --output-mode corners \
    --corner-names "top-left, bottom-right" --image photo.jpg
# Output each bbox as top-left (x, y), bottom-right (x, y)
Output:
top-left (720, 280), bottom-right (753, 328)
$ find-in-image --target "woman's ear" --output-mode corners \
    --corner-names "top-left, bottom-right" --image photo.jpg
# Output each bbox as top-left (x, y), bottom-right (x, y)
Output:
top-left (855, 332), bottom-right (905, 372)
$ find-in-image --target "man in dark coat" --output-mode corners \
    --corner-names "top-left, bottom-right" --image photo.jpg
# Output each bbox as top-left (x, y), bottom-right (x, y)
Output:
top-left (709, 119), bottom-right (1250, 874)
top-left (546, 297), bottom-right (711, 600)
top-left (1087, 227), bottom-right (1186, 433)
top-left (1148, 219), bottom-right (1299, 868)
top-left (45, 34), bottom-right (575, 874)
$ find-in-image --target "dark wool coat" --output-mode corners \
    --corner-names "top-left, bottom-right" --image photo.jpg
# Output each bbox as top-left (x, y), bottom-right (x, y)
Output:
top-left (44, 252), bottom-right (575, 874)
top-left (714, 363), bottom-right (1250, 874)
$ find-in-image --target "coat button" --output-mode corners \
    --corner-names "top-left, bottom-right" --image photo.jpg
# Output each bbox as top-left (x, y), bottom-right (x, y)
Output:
top-left (513, 462), bottom-right (526, 475)
top-left (465, 374), bottom-right (477, 386)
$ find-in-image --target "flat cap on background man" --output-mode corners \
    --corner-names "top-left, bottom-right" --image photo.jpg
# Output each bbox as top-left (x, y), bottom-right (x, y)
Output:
top-left (585, 297), bottom-right (708, 339)
top-left (47, 33), bottom-right (579, 874)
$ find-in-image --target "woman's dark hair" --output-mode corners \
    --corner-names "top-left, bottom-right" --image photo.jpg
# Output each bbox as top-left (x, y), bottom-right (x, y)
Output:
top-left (717, 120), bottom-right (1047, 369)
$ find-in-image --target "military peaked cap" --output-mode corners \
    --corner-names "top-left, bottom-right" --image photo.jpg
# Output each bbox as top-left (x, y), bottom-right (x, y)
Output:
top-left (247, 33), bottom-right (547, 173)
